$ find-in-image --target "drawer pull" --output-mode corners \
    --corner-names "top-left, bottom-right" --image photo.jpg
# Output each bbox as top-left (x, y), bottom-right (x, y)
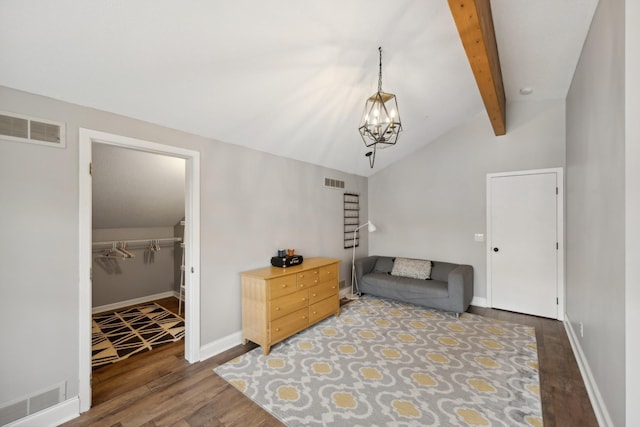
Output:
top-left (275, 307), bottom-right (280, 311)
top-left (281, 284), bottom-right (287, 288)
top-left (312, 311), bottom-right (317, 315)
top-left (275, 328), bottom-right (280, 332)
top-left (314, 280), bottom-right (318, 284)
top-left (302, 316), bottom-right (307, 319)
top-left (312, 293), bottom-right (317, 297)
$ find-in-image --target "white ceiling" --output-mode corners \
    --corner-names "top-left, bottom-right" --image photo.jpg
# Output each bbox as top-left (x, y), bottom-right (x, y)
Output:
top-left (0, 0), bottom-right (597, 177)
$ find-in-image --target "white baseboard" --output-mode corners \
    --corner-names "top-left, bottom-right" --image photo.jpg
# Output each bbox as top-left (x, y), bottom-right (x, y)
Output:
top-left (199, 331), bottom-right (243, 361)
top-left (470, 296), bottom-right (487, 307)
top-left (6, 397), bottom-right (79, 427)
top-left (92, 290), bottom-right (179, 314)
top-left (564, 314), bottom-right (614, 427)
top-left (339, 287), bottom-right (351, 299)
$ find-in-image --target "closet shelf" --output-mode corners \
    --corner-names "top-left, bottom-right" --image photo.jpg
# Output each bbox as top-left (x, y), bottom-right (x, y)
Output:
top-left (92, 237), bottom-right (182, 248)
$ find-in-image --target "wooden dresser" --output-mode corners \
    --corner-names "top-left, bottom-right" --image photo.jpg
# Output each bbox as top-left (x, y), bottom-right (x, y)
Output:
top-left (240, 257), bottom-right (341, 355)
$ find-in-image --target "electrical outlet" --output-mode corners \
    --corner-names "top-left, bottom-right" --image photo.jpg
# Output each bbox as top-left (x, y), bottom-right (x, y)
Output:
top-left (579, 322), bottom-right (584, 338)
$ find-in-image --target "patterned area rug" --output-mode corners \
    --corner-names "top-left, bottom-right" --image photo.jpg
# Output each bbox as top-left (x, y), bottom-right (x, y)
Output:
top-left (215, 295), bottom-right (542, 426)
top-left (92, 303), bottom-right (185, 367)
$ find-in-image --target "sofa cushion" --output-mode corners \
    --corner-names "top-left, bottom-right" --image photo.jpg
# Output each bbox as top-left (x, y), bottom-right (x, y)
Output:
top-left (374, 256), bottom-right (395, 274)
top-left (361, 273), bottom-right (448, 299)
top-left (391, 258), bottom-right (432, 280)
top-left (430, 261), bottom-right (459, 282)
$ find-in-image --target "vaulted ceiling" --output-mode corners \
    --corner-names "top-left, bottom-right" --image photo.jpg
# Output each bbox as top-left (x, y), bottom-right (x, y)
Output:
top-left (92, 144), bottom-right (185, 229)
top-left (0, 0), bottom-right (597, 177)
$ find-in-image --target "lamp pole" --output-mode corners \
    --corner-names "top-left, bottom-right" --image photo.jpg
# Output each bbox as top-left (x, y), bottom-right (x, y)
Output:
top-left (348, 221), bottom-right (376, 300)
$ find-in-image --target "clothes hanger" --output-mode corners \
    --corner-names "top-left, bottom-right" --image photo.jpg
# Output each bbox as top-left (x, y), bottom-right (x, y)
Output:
top-left (110, 242), bottom-right (128, 258)
top-left (118, 241), bottom-right (135, 258)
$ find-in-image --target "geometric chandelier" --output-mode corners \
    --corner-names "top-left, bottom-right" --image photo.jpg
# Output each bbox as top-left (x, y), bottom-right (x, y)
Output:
top-left (358, 46), bottom-right (403, 168)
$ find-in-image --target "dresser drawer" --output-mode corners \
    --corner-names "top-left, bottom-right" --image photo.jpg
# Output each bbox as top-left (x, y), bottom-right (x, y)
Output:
top-left (270, 289), bottom-right (308, 320)
top-left (309, 297), bottom-right (338, 324)
top-left (268, 275), bottom-right (297, 299)
top-left (297, 269), bottom-right (319, 289)
top-left (271, 307), bottom-right (308, 343)
top-left (309, 281), bottom-right (338, 304)
top-left (319, 264), bottom-right (338, 281)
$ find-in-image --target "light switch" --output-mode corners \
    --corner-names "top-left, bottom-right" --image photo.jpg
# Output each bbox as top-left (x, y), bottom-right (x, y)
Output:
top-left (474, 233), bottom-right (485, 242)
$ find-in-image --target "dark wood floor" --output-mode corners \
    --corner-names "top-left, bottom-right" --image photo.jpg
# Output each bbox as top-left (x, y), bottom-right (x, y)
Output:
top-left (62, 297), bottom-right (598, 427)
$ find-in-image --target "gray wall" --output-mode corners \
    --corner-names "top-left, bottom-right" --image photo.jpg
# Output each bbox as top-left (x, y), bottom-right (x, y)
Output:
top-left (368, 99), bottom-right (566, 300)
top-left (92, 227), bottom-right (178, 308)
top-left (92, 143), bottom-right (186, 229)
top-left (0, 85), bottom-right (367, 405)
top-left (626, 2), bottom-right (640, 424)
top-left (566, 0), bottom-right (626, 425)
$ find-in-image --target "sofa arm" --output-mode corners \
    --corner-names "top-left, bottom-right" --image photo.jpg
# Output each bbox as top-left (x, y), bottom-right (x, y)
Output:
top-left (354, 256), bottom-right (379, 287)
top-left (447, 264), bottom-right (474, 313)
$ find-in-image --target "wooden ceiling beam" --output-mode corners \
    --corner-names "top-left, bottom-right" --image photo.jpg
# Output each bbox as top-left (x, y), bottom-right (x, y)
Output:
top-left (448, 0), bottom-right (506, 135)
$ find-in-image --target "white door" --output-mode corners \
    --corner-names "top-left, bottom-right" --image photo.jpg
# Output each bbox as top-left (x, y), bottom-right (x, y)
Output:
top-left (487, 170), bottom-right (562, 319)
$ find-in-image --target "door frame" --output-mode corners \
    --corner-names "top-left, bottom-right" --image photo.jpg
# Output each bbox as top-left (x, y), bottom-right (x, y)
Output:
top-left (486, 167), bottom-right (564, 320)
top-left (78, 128), bottom-right (201, 412)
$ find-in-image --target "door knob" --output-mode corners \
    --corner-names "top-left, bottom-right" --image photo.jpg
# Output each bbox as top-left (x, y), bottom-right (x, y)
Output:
top-left (493, 247), bottom-right (499, 252)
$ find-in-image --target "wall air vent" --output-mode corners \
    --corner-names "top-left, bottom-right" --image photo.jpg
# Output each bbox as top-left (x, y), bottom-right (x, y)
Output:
top-left (0, 381), bottom-right (66, 425)
top-left (0, 111), bottom-right (66, 148)
top-left (324, 177), bottom-right (345, 189)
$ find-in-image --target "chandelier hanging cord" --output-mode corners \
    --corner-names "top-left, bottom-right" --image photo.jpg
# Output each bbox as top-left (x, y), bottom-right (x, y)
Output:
top-left (377, 46), bottom-right (383, 93)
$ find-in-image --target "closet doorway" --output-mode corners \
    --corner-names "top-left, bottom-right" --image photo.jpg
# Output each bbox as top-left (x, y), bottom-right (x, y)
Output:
top-left (78, 129), bottom-right (201, 412)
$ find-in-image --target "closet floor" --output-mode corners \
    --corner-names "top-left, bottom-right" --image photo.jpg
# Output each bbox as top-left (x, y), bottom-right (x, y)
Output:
top-left (91, 296), bottom-right (186, 406)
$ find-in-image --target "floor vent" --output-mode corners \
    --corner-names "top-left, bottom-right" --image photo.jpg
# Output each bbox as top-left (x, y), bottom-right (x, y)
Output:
top-left (0, 381), bottom-right (66, 425)
top-left (0, 111), bottom-right (66, 148)
top-left (324, 177), bottom-right (345, 189)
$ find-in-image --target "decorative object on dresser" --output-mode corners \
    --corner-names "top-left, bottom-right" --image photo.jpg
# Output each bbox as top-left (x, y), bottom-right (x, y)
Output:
top-left (240, 257), bottom-right (341, 355)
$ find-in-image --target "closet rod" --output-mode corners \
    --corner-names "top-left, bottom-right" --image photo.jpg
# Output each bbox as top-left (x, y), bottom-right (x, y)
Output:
top-left (92, 237), bottom-right (182, 247)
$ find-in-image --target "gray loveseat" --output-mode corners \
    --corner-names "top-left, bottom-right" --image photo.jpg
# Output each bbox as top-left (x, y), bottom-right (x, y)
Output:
top-left (354, 256), bottom-right (474, 315)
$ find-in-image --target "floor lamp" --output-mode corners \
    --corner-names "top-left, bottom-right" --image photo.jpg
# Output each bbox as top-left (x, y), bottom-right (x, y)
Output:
top-left (347, 220), bottom-right (377, 300)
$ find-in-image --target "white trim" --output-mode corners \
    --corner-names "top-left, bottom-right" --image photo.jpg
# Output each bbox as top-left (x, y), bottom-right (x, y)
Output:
top-left (92, 291), bottom-right (178, 314)
top-left (564, 315), bottom-right (614, 427)
top-left (6, 397), bottom-right (79, 427)
top-left (470, 296), bottom-right (487, 307)
top-left (339, 287), bottom-right (351, 299)
top-left (199, 331), bottom-right (243, 361)
top-left (78, 129), bottom-right (201, 413)
top-left (78, 135), bottom-right (92, 412)
top-left (486, 167), bottom-right (565, 320)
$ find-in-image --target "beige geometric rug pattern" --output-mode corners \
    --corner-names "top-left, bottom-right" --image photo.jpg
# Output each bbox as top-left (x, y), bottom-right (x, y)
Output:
top-left (215, 295), bottom-right (542, 426)
top-left (92, 303), bottom-right (184, 367)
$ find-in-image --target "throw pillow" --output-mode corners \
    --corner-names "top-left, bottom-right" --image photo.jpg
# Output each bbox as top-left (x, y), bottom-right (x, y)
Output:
top-left (374, 257), bottom-right (395, 274)
top-left (391, 258), bottom-right (432, 280)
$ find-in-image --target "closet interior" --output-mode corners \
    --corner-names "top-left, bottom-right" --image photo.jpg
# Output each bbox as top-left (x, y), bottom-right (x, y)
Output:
top-left (90, 143), bottom-right (186, 368)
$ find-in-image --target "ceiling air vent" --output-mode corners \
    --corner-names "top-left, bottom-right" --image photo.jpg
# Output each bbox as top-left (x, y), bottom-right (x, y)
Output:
top-left (324, 177), bottom-right (345, 189)
top-left (0, 111), bottom-right (66, 148)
